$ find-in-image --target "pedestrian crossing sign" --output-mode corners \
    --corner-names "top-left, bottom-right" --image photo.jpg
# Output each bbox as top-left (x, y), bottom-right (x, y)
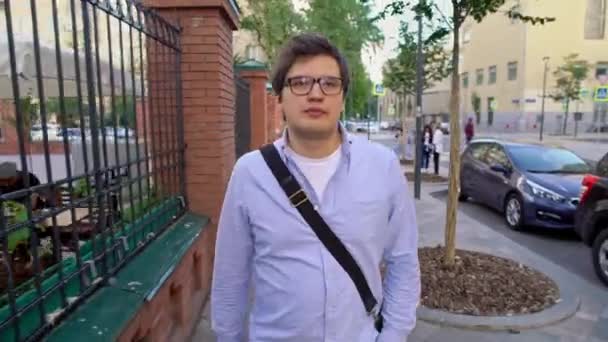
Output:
top-left (373, 84), bottom-right (385, 96)
top-left (595, 86), bottom-right (608, 102)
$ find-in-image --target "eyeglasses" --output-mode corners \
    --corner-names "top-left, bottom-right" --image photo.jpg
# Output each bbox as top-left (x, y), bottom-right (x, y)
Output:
top-left (285, 76), bottom-right (343, 96)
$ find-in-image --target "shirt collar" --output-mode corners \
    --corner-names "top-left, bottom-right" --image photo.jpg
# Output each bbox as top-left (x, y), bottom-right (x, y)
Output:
top-left (275, 121), bottom-right (353, 166)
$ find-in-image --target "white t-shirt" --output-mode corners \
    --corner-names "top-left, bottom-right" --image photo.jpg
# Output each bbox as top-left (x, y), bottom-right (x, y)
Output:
top-left (290, 146), bottom-right (342, 200)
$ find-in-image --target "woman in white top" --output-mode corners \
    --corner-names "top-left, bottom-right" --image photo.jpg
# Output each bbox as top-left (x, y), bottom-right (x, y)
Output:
top-left (432, 124), bottom-right (444, 175)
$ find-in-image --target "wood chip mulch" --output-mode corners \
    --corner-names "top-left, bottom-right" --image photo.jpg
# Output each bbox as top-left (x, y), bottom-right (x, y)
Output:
top-left (404, 172), bottom-right (447, 183)
top-left (419, 246), bottom-right (560, 316)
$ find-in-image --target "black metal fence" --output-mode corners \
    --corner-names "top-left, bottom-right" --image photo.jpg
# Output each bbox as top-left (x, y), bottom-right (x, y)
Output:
top-left (234, 74), bottom-right (251, 158)
top-left (0, 1), bottom-right (185, 341)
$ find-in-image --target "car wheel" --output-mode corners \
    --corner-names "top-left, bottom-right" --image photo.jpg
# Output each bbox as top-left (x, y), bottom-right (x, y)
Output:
top-left (592, 229), bottom-right (608, 287)
top-left (458, 183), bottom-right (468, 202)
top-left (504, 193), bottom-right (525, 231)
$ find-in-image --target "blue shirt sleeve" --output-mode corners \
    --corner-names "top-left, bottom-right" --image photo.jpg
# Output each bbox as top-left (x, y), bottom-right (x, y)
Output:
top-left (378, 156), bottom-right (421, 342)
top-left (211, 160), bottom-right (254, 342)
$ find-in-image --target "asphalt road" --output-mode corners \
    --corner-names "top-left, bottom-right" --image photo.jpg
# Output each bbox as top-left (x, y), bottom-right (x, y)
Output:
top-left (429, 188), bottom-right (606, 290)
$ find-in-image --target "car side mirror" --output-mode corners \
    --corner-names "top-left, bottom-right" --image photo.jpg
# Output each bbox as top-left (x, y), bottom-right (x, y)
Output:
top-left (490, 164), bottom-right (509, 175)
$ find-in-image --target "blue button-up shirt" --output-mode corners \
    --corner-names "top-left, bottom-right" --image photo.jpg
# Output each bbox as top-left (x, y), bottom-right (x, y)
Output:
top-left (211, 128), bottom-right (420, 342)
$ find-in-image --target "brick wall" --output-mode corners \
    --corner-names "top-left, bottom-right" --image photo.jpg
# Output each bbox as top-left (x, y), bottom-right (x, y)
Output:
top-left (123, 1), bottom-right (240, 341)
top-left (238, 68), bottom-right (268, 149)
top-left (267, 92), bottom-right (283, 141)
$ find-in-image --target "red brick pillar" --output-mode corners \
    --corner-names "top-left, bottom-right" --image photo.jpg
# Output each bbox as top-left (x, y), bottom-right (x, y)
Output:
top-left (147, 0), bottom-right (238, 219)
top-left (236, 61), bottom-right (269, 149)
top-left (267, 92), bottom-right (283, 139)
top-left (121, 1), bottom-right (239, 341)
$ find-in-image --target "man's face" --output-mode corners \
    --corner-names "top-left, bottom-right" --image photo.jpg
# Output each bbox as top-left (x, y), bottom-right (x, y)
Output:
top-left (280, 54), bottom-right (344, 140)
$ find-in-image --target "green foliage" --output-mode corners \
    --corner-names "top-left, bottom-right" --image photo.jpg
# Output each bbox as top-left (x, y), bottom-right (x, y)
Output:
top-left (45, 97), bottom-right (81, 128)
top-left (104, 96), bottom-right (136, 129)
top-left (123, 195), bottom-right (160, 224)
top-left (550, 54), bottom-right (590, 134)
top-left (73, 178), bottom-right (92, 198)
top-left (379, 1), bottom-right (556, 31)
top-left (7, 95), bottom-right (39, 136)
top-left (349, 62), bottom-right (373, 117)
top-left (382, 22), bottom-right (451, 96)
top-left (239, 0), bottom-right (382, 117)
top-left (239, 0), bottom-right (305, 66)
top-left (3, 201), bottom-right (31, 252)
top-left (550, 54), bottom-right (590, 104)
top-left (471, 92), bottom-right (481, 112)
top-left (305, 0), bottom-right (382, 116)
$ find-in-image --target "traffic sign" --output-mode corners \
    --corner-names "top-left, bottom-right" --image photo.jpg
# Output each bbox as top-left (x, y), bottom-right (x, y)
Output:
top-left (372, 84), bottom-right (385, 96)
top-left (595, 86), bottom-right (608, 102)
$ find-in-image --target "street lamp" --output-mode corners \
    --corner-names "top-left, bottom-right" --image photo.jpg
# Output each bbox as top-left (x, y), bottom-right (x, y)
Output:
top-left (539, 56), bottom-right (550, 141)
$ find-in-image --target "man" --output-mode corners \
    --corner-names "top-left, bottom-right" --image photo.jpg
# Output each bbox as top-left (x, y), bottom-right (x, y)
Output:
top-left (464, 117), bottom-right (475, 144)
top-left (211, 33), bottom-right (420, 342)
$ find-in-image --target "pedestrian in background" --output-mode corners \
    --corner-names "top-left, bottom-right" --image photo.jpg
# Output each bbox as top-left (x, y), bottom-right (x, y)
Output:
top-left (433, 124), bottom-right (444, 175)
top-left (465, 117), bottom-right (475, 144)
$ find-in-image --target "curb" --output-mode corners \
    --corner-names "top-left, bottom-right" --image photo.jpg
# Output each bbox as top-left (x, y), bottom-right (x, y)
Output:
top-left (417, 289), bottom-right (581, 331)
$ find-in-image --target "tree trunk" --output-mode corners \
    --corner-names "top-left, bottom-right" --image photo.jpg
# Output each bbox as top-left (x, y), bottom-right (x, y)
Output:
top-left (401, 91), bottom-right (408, 159)
top-left (562, 99), bottom-right (570, 135)
top-left (444, 13), bottom-right (462, 266)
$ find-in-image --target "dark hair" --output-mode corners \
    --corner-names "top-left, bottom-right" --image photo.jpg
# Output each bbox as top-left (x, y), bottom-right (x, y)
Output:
top-left (271, 33), bottom-right (350, 100)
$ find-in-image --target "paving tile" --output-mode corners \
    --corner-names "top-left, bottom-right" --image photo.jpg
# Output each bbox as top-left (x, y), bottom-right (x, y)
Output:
top-left (424, 327), bottom-right (510, 342)
top-left (499, 330), bottom-right (561, 342)
top-left (408, 321), bottom-right (440, 341)
top-left (591, 317), bottom-right (608, 341)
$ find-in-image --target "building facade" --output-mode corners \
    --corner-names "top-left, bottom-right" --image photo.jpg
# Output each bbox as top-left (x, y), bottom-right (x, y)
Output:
top-left (456, 0), bottom-right (608, 134)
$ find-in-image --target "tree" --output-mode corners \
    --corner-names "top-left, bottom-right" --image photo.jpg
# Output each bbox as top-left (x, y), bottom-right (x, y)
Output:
top-left (305, 0), bottom-right (383, 116)
top-left (239, 0), bottom-right (305, 66)
top-left (45, 97), bottom-right (81, 128)
top-left (550, 54), bottom-right (590, 135)
top-left (380, 0), bottom-right (555, 266)
top-left (7, 95), bottom-right (40, 172)
top-left (471, 92), bottom-right (481, 125)
top-left (383, 21), bottom-right (450, 99)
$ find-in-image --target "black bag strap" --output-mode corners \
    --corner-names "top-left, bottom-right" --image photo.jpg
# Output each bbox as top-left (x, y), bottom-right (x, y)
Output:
top-left (259, 143), bottom-right (380, 318)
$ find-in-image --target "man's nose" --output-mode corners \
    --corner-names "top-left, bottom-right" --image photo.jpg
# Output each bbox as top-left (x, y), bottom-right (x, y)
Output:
top-left (307, 81), bottom-right (324, 99)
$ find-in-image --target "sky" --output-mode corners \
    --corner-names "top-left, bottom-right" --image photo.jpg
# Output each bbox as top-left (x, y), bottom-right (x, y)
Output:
top-left (362, 0), bottom-right (452, 84)
top-left (292, 0), bottom-right (453, 85)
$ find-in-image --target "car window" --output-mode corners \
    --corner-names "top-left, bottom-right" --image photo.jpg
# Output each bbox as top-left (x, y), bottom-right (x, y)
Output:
top-left (597, 152), bottom-right (608, 178)
top-left (507, 145), bottom-right (591, 174)
top-left (469, 142), bottom-right (491, 163)
top-left (486, 144), bottom-right (511, 168)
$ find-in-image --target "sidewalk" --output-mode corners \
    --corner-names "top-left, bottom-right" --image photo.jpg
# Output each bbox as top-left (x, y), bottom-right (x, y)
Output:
top-left (409, 183), bottom-right (608, 342)
top-left (189, 182), bottom-right (608, 342)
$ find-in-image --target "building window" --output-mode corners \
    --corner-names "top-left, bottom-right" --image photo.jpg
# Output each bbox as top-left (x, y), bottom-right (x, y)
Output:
top-left (245, 44), bottom-right (262, 60)
top-left (489, 65), bottom-right (497, 84)
top-left (462, 26), bottom-right (472, 44)
top-left (597, 62), bottom-right (608, 78)
top-left (508, 62), bottom-right (518, 81)
top-left (476, 69), bottom-right (484, 85)
top-left (462, 72), bottom-right (469, 88)
top-left (585, 0), bottom-right (606, 39)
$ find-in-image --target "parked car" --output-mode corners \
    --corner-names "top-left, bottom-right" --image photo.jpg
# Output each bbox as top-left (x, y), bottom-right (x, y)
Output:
top-left (574, 152), bottom-right (608, 286)
top-left (459, 139), bottom-right (590, 230)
